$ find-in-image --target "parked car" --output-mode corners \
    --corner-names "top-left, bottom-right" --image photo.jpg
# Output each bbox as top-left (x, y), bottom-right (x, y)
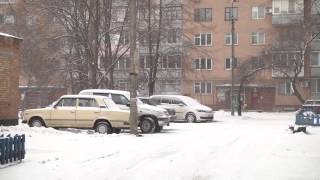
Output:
top-left (22, 95), bottom-right (130, 134)
top-left (22, 95), bottom-right (164, 134)
top-left (79, 89), bottom-right (170, 132)
top-left (149, 95), bottom-right (214, 122)
top-left (138, 97), bottom-right (177, 121)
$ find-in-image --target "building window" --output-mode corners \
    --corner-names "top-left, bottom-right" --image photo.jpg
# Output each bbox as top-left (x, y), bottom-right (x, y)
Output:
top-left (161, 55), bottom-right (181, 69)
top-left (117, 80), bottom-right (128, 91)
top-left (225, 32), bottom-right (238, 45)
top-left (192, 58), bottom-right (212, 70)
top-left (225, 7), bottom-right (238, 21)
top-left (225, 58), bottom-right (237, 70)
top-left (167, 29), bottom-right (181, 44)
top-left (163, 6), bottom-right (182, 20)
top-left (311, 79), bottom-right (320, 98)
top-left (312, 52), bottom-right (320, 66)
top-left (252, 6), bottom-right (265, 19)
top-left (251, 32), bottom-right (265, 45)
top-left (194, 8), bottom-right (212, 22)
top-left (115, 57), bottom-right (130, 70)
top-left (251, 56), bottom-right (265, 69)
top-left (313, 32), bottom-right (320, 41)
top-left (26, 15), bottom-right (37, 26)
top-left (194, 82), bottom-right (212, 94)
top-left (119, 31), bottom-right (129, 45)
top-left (0, 0), bottom-right (14, 4)
top-left (159, 80), bottom-right (181, 93)
top-left (273, 0), bottom-right (299, 14)
top-left (194, 33), bottom-right (212, 46)
top-left (140, 55), bottom-right (151, 69)
top-left (0, 14), bottom-right (14, 24)
top-left (279, 80), bottom-right (293, 96)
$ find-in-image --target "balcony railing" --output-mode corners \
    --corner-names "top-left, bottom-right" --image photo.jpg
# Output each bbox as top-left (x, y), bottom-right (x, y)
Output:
top-left (272, 14), bottom-right (303, 25)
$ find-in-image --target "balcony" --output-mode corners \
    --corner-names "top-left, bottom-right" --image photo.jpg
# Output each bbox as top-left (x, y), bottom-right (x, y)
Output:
top-left (272, 14), bottom-right (303, 26)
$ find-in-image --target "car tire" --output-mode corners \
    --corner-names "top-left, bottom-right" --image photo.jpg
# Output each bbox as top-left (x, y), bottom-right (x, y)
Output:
top-left (95, 122), bottom-right (112, 134)
top-left (140, 117), bottom-right (155, 134)
top-left (186, 113), bottom-right (196, 123)
top-left (29, 118), bottom-right (44, 127)
top-left (155, 125), bottom-right (163, 132)
top-left (113, 128), bottom-right (121, 134)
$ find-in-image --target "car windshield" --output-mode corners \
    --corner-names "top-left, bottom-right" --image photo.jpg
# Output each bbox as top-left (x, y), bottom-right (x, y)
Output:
top-left (103, 98), bottom-right (120, 110)
top-left (181, 96), bottom-right (201, 106)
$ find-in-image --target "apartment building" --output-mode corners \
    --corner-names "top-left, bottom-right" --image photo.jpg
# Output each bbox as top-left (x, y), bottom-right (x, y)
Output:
top-left (182, 0), bottom-right (318, 110)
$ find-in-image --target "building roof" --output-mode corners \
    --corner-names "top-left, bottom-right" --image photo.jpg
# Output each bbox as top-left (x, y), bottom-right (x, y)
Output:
top-left (0, 32), bottom-right (23, 40)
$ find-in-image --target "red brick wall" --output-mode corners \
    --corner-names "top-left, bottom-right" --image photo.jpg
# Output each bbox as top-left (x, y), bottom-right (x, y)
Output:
top-left (0, 35), bottom-right (22, 125)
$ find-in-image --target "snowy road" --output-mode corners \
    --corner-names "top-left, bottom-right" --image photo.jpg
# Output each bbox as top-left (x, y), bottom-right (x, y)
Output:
top-left (1, 111), bottom-right (320, 180)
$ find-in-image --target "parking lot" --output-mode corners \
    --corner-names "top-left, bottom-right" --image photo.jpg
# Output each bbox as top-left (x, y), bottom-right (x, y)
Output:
top-left (1, 111), bottom-right (320, 180)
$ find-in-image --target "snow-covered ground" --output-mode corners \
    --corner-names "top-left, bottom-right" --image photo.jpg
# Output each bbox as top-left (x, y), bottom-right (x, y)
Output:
top-left (1, 111), bottom-right (320, 180)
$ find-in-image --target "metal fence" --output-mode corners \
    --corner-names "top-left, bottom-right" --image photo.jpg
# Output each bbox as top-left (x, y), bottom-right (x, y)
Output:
top-left (0, 134), bottom-right (26, 165)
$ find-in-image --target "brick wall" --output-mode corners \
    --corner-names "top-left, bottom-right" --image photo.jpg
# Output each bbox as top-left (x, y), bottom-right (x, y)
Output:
top-left (0, 34), bottom-right (22, 126)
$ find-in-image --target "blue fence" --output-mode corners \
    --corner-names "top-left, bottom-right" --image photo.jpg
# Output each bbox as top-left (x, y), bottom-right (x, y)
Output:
top-left (0, 134), bottom-right (25, 165)
top-left (296, 113), bottom-right (320, 126)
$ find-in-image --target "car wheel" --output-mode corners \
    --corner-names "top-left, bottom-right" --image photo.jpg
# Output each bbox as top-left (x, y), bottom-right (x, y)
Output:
top-left (113, 128), bottom-right (121, 134)
top-left (140, 117), bottom-right (155, 134)
top-left (30, 118), bottom-right (44, 127)
top-left (155, 125), bottom-right (163, 132)
top-left (186, 113), bottom-right (196, 123)
top-left (95, 122), bottom-right (112, 134)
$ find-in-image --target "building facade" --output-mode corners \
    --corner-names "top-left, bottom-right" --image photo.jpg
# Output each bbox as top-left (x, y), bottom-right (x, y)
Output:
top-left (182, 0), bottom-right (318, 110)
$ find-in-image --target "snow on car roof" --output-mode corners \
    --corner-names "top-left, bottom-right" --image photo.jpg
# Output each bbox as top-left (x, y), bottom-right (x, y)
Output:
top-left (0, 32), bottom-right (23, 40)
top-left (61, 94), bottom-right (110, 99)
top-left (79, 89), bottom-right (130, 96)
top-left (151, 94), bottom-right (187, 98)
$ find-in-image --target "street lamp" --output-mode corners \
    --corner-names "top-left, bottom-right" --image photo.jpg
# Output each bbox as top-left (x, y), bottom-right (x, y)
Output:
top-left (231, 0), bottom-right (238, 116)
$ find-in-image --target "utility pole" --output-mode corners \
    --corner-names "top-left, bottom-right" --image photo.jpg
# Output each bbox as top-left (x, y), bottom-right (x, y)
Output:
top-left (231, 1), bottom-right (236, 116)
top-left (129, 0), bottom-right (139, 135)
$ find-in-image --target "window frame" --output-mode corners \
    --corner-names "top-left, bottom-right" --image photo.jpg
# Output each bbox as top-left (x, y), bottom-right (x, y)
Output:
top-left (251, 32), bottom-right (265, 45)
top-left (192, 58), bottom-right (212, 70)
top-left (278, 80), bottom-right (294, 96)
top-left (194, 81), bottom-right (213, 95)
top-left (311, 51), bottom-right (320, 67)
top-left (225, 32), bottom-right (238, 45)
top-left (252, 6), bottom-right (265, 19)
top-left (225, 7), bottom-right (238, 21)
top-left (194, 8), bottom-right (212, 22)
top-left (194, 33), bottom-right (212, 46)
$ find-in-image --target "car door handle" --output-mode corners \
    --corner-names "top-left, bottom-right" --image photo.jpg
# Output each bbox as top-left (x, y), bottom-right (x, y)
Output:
top-left (70, 111), bottom-right (76, 113)
top-left (94, 111), bottom-right (100, 113)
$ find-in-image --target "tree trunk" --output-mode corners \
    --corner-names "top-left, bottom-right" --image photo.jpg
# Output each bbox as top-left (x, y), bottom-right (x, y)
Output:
top-left (237, 79), bottom-right (245, 116)
top-left (129, 0), bottom-right (139, 135)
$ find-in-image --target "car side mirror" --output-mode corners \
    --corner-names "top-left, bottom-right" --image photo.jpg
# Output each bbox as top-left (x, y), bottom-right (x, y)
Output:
top-left (126, 103), bottom-right (130, 107)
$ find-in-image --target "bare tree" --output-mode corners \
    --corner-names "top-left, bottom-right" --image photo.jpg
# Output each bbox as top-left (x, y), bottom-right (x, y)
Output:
top-left (271, 0), bottom-right (320, 103)
top-left (236, 55), bottom-right (271, 116)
